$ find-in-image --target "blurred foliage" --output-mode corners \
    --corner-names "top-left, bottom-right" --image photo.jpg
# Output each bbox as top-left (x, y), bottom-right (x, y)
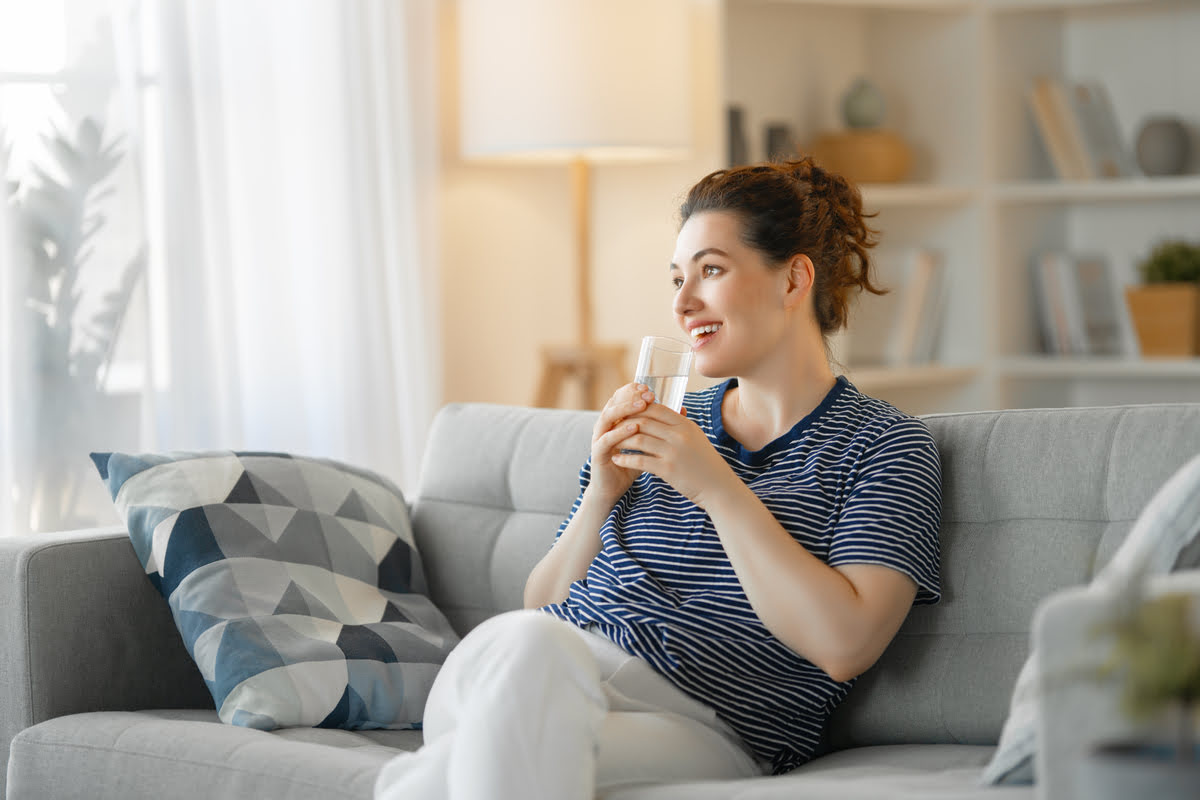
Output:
top-left (1138, 240), bottom-right (1200, 284)
top-left (8, 116), bottom-right (144, 390)
top-left (1094, 592), bottom-right (1200, 762)
top-left (4, 116), bottom-right (145, 530)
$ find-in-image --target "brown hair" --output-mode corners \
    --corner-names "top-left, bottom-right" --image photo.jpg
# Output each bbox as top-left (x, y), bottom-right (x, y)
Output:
top-left (678, 157), bottom-right (883, 336)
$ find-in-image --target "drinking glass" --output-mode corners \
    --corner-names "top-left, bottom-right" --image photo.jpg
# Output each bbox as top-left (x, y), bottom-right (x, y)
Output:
top-left (633, 336), bottom-right (693, 413)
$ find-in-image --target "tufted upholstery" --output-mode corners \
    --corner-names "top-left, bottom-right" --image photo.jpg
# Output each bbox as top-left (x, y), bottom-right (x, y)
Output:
top-left (411, 404), bottom-right (597, 633)
top-left (410, 402), bottom-right (1200, 751)
top-left (6, 400), bottom-right (1200, 800)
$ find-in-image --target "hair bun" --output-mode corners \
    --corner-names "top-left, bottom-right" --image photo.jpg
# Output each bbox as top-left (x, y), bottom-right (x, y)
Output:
top-left (679, 157), bottom-right (882, 335)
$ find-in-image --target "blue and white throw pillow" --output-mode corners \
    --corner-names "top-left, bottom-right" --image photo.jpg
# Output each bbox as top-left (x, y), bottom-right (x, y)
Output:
top-left (92, 450), bottom-right (460, 731)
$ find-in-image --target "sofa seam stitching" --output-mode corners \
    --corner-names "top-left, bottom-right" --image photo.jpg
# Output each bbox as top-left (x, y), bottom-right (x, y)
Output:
top-left (414, 496), bottom-right (565, 515)
top-left (977, 413), bottom-right (1002, 524)
top-left (1091, 408), bottom-right (1129, 577)
top-left (919, 403), bottom-right (1200, 424)
top-left (1100, 408), bottom-right (1127, 524)
top-left (9, 737), bottom-right (370, 798)
top-left (943, 514), bottom-right (1139, 525)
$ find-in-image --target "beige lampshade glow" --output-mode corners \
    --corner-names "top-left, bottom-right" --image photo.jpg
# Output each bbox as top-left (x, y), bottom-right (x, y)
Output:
top-left (457, 0), bottom-right (692, 163)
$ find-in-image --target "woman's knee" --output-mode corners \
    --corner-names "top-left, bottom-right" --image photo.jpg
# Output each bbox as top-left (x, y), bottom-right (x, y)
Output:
top-left (454, 610), bottom-right (597, 680)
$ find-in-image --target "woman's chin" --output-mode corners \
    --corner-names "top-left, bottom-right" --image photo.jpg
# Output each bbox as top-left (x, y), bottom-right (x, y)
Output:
top-left (694, 358), bottom-right (731, 380)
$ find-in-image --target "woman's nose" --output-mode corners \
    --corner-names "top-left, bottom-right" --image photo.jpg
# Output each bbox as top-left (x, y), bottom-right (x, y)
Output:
top-left (673, 280), bottom-right (699, 316)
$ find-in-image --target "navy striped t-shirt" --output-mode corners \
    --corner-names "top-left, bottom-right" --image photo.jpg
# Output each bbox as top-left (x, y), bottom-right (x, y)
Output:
top-left (541, 376), bottom-right (942, 774)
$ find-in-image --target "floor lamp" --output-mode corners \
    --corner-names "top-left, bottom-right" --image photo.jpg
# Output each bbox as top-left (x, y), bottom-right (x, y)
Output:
top-left (457, 0), bottom-right (691, 409)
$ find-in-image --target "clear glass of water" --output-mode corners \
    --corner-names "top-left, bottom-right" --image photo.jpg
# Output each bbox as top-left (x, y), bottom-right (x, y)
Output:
top-left (634, 335), bottom-right (693, 413)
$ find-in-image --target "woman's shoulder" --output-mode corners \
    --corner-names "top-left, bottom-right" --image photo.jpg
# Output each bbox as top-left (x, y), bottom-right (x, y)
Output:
top-left (826, 379), bottom-right (936, 451)
top-left (679, 379), bottom-right (728, 428)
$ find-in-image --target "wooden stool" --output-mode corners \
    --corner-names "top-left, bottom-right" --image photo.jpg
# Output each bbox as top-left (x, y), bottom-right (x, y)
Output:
top-left (535, 343), bottom-right (628, 410)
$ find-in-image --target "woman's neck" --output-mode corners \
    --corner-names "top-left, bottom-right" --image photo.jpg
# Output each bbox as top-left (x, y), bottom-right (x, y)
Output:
top-left (724, 345), bottom-right (837, 452)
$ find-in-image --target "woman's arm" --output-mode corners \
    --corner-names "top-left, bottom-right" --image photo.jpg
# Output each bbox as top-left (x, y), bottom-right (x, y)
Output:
top-left (523, 383), bottom-right (657, 609)
top-left (613, 405), bottom-right (926, 682)
top-left (523, 485), bottom-right (611, 608)
top-left (701, 478), bottom-right (917, 682)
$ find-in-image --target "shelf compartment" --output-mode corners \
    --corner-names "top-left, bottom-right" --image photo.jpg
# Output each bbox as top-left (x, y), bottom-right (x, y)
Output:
top-left (994, 176), bottom-right (1200, 204)
top-left (999, 355), bottom-right (1200, 379)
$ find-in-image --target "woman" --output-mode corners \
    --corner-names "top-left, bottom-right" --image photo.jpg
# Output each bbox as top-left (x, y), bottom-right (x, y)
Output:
top-left (375, 158), bottom-right (941, 800)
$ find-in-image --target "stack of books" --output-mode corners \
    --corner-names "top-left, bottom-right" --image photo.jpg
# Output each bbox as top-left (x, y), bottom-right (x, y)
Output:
top-left (1028, 77), bottom-right (1136, 180)
top-left (1031, 252), bottom-right (1139, 357)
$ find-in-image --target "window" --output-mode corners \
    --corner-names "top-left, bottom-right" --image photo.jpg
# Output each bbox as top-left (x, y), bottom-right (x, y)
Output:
top-left (2, 0), bottom-right (160, 529)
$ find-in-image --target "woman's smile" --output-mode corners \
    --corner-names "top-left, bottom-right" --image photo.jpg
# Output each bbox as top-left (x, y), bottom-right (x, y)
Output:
top-left (688, 321), bottom-right (723, 349)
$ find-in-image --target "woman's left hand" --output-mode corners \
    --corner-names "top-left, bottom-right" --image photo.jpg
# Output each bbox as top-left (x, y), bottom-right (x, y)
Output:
top-left (610, 403), bottom-right (738, 509)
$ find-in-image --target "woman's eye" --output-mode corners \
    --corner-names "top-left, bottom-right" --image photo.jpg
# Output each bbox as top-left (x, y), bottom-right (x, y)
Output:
top-left (703, 265), bottom-right (722, 277)
top-left (671, 277), bottom-right (683, 289)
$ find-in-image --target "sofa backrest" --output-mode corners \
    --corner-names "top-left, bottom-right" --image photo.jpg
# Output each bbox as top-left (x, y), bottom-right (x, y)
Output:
top-left (410, 401), bottom-right (1200, 749)
top-left (824, 402), bottom-right (1200, 749)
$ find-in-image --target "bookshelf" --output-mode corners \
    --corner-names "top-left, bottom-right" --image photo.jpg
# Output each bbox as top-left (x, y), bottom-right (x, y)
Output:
top-left (721, 0), bottom-right (1200, 414)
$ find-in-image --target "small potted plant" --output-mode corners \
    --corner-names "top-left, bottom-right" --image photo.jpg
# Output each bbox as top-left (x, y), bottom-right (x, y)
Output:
top-left (1080, 591), bottom-right (1200, 798)
top-left (1125, 240), bottom-right (1200, 356)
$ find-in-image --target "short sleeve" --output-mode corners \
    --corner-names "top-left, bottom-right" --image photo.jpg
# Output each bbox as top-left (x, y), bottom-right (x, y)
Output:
top-left (553, 460), bottom-right (592, 544)
top-left (827, 416), bottom-right (942, 604)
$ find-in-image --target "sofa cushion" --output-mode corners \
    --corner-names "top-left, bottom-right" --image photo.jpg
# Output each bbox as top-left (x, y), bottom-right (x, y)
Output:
top-left (599, 744), bottom-right (1031, 800)
top-left (91, 450), bottom-right (459, 731)
top-left (7, 710), bottom-right (416, 800)
top-left (980, 451), bottom-right (1200, 784)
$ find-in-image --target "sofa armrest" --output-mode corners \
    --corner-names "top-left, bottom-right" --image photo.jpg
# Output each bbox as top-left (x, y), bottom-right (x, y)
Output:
top-left (1034, 569), bottom-right (1200, 800)
top-left (0, 527), bottom-right (212, 790)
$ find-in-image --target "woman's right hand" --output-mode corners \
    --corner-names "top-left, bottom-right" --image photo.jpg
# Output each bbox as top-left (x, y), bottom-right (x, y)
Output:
top-left (523, 382), bottom-right (655, 609)
top-left (586, 382), bottom-right (657, 503)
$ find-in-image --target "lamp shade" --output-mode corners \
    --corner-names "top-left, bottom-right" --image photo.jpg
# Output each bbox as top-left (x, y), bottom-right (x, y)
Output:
top-left (457, 0), bottom-right (692, 162)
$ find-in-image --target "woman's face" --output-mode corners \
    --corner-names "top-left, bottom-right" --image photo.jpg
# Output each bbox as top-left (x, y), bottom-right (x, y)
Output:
top-left (670, 210), bottom-right (796, 379)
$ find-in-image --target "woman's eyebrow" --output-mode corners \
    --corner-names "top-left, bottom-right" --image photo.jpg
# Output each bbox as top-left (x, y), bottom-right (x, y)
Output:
top-left (669, 247), bottom-right (730, 270)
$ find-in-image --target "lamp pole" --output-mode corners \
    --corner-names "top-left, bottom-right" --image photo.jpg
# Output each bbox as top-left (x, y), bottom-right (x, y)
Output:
top-left (533, 157), bottom-right (628, 410)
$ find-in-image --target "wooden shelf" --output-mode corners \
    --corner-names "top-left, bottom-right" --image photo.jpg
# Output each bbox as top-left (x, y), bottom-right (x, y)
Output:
top-left (994, 176), bottom-right (1200, 204)
top-left (749, 0), bottom-right (972, 10)
top-left (862, 183), bottom-right (976, 209)
top-left (988, 0), bottom-right (1169, 14)
top-left (999, 356), bottom-right (1200, 379)
top-left (843, 364), bottom-right (980, 391)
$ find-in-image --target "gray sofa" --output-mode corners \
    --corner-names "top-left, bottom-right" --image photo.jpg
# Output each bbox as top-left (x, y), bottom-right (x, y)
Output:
top-left (4, 400), bottom-right (1200, 799)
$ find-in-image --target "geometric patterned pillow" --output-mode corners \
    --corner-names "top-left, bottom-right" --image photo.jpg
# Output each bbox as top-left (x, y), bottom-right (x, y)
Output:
top-left (90, 450), bottom-right (460, 731)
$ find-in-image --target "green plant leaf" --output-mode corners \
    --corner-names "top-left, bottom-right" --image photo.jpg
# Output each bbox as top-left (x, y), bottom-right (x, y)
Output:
top-left (1094, 593), bottom-right (1200, 721)
top-left (1139, 240), bottom-right (1200, 284)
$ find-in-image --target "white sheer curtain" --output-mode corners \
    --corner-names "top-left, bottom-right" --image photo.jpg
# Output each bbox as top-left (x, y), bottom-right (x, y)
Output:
top-left (0, 144), bottom-right (21, 531)
top-left (146, 0), bottom-right (439, 492)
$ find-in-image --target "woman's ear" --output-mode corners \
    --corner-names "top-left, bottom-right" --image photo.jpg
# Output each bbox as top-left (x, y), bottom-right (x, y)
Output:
top-left (783, 254), bottom-right (815, 310)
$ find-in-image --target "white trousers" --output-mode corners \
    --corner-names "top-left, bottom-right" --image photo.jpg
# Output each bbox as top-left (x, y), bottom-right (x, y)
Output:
top-left (374, 610), bottom-right (763, 800)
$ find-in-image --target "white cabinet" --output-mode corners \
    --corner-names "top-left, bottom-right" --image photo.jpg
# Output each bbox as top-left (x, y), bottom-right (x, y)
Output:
top-left (722, 0), bottom-right (1200, 413)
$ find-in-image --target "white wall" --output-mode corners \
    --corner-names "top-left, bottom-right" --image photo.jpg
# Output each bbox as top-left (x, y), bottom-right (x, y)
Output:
top-left (437, 0), bottom-right (723, 409)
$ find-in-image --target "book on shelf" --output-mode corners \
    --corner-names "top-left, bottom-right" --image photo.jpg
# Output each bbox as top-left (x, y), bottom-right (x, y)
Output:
top-left (1028, 77), bottom-right (1134, 181)
top-left (1028, 76), bottom-right (1093, 181)
top-left (847, 249), bottom-right (946, 368)
top-left (1031, 251), bottom-right (1138, 357)
top-left (1068, 81), bottom-right (1135, 179)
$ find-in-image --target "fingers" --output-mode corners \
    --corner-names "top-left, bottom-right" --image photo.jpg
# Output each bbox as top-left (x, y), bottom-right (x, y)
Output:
top-left (594, 421), bottom-right (638, 459)
top-left (610, 432), bottom-right (659, 458)
top-left (624, 402), bottom-right (687, 427)
top-left (609, 450), bottom-right (645, 471)
top-left (596, 383), bottom-right (656, 434)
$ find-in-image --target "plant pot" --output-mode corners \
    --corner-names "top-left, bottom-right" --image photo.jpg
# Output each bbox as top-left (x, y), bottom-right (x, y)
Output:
top-left (1124, 283), bottom-right (1200, 357)
top-left (1078, 742), bottom-right (1200, 800)
top-left (806, 130), bottom-right (912, 184)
